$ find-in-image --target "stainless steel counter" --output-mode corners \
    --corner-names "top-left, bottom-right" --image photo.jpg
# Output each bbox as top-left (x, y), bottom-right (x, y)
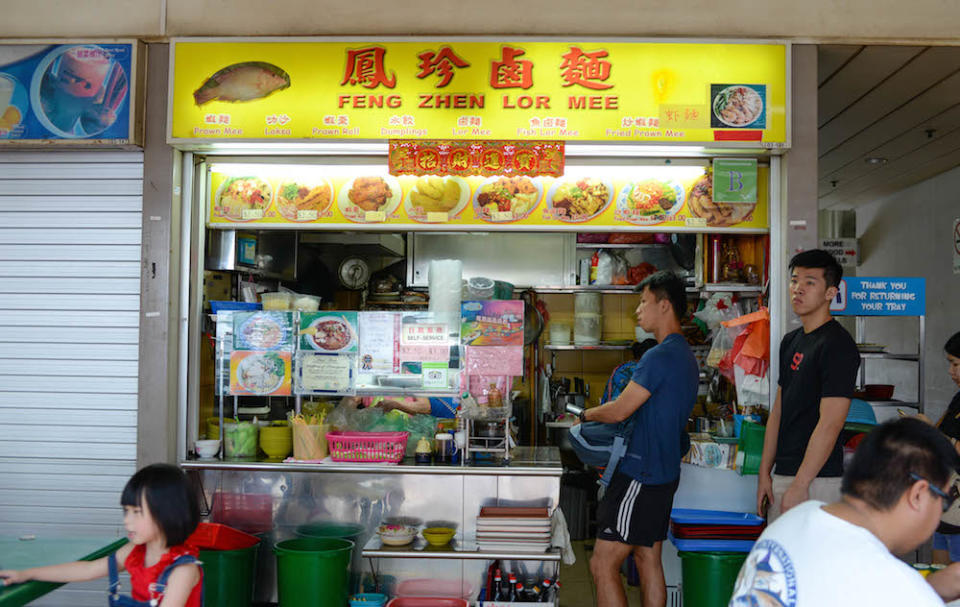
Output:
top-left (181, 446), bottom-right (562, 602)
top-left (180, 446), bottom-right (562, 476)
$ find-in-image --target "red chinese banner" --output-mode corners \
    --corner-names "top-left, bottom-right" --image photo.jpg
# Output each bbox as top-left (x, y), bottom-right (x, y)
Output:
top-left (389, 140), bottom-right (564, 177)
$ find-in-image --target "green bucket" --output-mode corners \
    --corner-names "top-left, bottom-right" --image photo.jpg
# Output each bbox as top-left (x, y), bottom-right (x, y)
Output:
top-left (678, 551), bottom-right (748, 607)
top-left (199, 543), bottom-right (259, 607)
top-left (275, 537), bottom-right (353, 607)
top-left (295, 522), bottom-right (365, 542)
top-left (295, 522), bottom-right (366, 594)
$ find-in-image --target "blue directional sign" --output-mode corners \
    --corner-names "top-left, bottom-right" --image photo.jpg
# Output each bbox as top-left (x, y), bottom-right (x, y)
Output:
top-left (830, 277), bottom-right (925, 316)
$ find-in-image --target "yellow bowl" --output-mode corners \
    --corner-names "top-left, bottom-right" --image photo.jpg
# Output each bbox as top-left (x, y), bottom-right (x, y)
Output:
top-left (260, 423), bottom-right (292, 459)
top-left (421, 527), bottom-right (455, 546)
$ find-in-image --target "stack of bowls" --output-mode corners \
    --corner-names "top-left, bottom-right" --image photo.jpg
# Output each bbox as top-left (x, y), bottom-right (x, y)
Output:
top-left (259, 421), bottom-right (292, 459)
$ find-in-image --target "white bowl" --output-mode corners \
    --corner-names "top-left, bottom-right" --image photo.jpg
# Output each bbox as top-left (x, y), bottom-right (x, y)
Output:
top-left (195, 439), bottom-right (220, 458)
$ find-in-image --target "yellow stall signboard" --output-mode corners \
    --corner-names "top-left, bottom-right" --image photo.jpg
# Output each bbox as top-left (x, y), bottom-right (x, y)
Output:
top-left (207, 164), bottom-right (769, 231)
top-left (171, 41), bottom-right (787, 145)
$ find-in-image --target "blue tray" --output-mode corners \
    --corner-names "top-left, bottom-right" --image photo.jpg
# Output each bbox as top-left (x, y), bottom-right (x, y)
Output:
top-left (670, 508), bottom-right (765, 526)
top-left (668, 531), bottom-right (755, 552)
top-left (210, 301), bottom-right (262, 314)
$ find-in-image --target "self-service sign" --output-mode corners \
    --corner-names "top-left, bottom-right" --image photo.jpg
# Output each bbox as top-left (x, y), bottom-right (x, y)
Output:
top-left (830, 277), bottom-right (925, 316)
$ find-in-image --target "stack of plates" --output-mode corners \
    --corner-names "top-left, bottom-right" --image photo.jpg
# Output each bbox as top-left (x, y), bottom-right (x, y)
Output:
top-left (476, 506), bottom-right (551, 552)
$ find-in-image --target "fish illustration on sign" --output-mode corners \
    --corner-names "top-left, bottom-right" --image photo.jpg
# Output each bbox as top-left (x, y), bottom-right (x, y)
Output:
top-left (193, 61), bottom-right (291, 105)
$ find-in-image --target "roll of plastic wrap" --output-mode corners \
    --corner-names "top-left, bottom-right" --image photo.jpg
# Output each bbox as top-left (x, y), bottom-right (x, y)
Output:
top-left (428, 259), bottom-right (462, 329)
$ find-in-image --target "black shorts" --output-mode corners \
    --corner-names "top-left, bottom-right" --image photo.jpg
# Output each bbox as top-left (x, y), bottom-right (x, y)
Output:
top-left (596, 472), bottom-right (679, 546)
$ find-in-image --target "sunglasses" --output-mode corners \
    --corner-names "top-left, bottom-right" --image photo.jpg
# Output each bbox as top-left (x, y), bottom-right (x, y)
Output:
top-left (910, 473), bottom-right (959, 512)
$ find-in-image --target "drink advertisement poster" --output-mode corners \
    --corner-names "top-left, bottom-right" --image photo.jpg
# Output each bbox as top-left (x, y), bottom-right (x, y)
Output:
top-left (0, 42), bottom-right (139, 143)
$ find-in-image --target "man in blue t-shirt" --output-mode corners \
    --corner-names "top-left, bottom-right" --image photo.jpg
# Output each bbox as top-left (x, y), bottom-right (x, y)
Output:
top-left (577, 271), bottom-right (699, 607)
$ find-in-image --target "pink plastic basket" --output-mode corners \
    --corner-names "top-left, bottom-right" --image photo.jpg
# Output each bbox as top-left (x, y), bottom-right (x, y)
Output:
top-left (326, 431), bottom-right (409, 463)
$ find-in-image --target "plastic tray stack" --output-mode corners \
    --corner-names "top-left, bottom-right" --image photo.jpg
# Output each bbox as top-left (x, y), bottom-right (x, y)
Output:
top-left (668, 508), bottom-right (765, 552)
top-left (476, 507), bottom-right (552, 553)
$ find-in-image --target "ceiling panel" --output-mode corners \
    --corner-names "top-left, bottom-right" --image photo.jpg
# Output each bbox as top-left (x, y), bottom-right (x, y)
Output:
top-left (819, 125), bottom-right (960, 208)
top-left (818, 46), bottom-right (924, 127)
top-left (818, 44), bottom-right (960, 209)
top-left (818, 45), bottom-right (863, 86)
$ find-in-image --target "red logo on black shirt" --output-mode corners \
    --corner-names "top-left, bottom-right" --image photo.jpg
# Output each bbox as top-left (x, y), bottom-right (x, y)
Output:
top-left (790, 352), bottom-right (804, 371)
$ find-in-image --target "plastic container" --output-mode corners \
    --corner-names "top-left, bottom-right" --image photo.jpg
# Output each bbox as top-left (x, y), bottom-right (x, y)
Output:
top-left (188, 522), bottom-right (261, 551)
top-left (396, 579), bottom-right (473, 600)
top-left (549, 322), bottom-right (571, 345)
top-left (274, 538), bottom-right (353, 607)
top-left (292, 294), bottom-right (321, 312)
top-left (326, 431), bottom-right (409, 463)
top-left (292, 422), bottom-right (330, 460)
top-left (200, 542), bottom-right (260, 607)
top-left (573, 313), bottom-right (602, 345)
top-left (678, 551), bottom-right (748, 607)
top-left (260, 292), bottom-right (293, 310)
top-left (467, 276), bottom-right (495, 299)
top-left (224, 421), bottom-right (259, 459)
top-left (574, 292), bottom-right (602, 315)
top-left (736, 420), bottom-right (765, 476)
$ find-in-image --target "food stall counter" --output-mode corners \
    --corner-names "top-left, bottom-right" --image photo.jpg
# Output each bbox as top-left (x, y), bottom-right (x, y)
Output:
top-left (180, 445), bottom-right (562, 476)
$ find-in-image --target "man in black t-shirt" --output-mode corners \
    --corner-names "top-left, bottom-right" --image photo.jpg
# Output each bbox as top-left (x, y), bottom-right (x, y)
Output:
top-left (757, 249), bottom-right (860, 522)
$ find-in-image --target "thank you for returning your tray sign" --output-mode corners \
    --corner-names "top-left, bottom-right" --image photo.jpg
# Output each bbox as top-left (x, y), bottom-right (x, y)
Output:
top-left (830, 277), bottom-right (925, 316)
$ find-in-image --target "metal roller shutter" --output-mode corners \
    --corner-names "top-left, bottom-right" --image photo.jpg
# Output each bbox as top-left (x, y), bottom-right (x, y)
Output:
top-left (0, 151), bottom-right (142, 606)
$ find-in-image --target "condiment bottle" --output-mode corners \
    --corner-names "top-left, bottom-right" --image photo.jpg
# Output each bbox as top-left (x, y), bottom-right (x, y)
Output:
top-left (487, 383), bottom-right (503, 408)
top-left (415, 437), bottom-right (432, 464)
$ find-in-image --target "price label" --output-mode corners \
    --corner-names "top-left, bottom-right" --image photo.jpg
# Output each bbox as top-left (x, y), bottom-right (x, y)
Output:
top-left (364, 211), bottom-right (386, 223)
top-left (426, 212), bottom-right (449, 223)
top-left (241, 209), bottom-right (264, 220)
top-left (296, 210), bottom-right (319, 221)
top-left (685, 217), bottom-right (707, 228)
top-left (492, 211), bottom-right (513, 222)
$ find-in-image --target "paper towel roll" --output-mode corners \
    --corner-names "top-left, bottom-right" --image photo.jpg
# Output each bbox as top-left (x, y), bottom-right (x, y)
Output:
top-left (428, 259), bottom-right (462, 329)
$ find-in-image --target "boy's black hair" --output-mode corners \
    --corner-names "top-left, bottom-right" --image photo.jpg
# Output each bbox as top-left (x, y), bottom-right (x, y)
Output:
top-left (945, 331), bottom-right (960, 358)
top-left (637, 271), bottom-right (686, 322)
top-left (121, 463), bottom-right (200, 546)
top-left (631, 338), bottom-right (659, 360)
top-left (841, 418), bottom-right (958, 511)
top-left (788, 249), bottom-right (843, 289)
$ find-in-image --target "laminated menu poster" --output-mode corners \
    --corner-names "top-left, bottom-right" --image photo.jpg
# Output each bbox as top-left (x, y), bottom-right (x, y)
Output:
top-left (299, 311), bottom-right (358, 353)
top-left (460, 300), bottom-right (524, 346)
top-left (229, 351), bottom-right (292, 396)
top-left (233, 311), bottom-right (294, 351)
top-left (357, 311), bottom-right (460, 391)
top-left (295, 352), bottom-right (355, 395)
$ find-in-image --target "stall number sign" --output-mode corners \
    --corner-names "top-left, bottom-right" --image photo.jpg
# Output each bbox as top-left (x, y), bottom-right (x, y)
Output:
top-left (712, 158), bottom-right (757, 203)
top-left (830, 277), bottom-right (925, 316)
top-left (820, 238), bottom-right (859, 267)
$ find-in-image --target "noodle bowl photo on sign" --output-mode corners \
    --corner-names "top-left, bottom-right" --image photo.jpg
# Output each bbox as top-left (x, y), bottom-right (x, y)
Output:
top-left (711, 84), bottom-right (766, 128)
top-left (299, 312), bottom-right (358, 353)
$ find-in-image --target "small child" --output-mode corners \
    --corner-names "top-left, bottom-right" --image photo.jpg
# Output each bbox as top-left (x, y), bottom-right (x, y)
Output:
top-left (0, 463), bottom-right (203, 607)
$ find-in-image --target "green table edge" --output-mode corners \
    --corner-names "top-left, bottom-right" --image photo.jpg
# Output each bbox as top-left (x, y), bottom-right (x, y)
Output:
top-left (0, 538), bottom-right (128, 607)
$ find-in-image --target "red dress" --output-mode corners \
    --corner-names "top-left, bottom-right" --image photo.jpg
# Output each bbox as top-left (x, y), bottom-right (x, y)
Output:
top-left (123, 543), bottom-right (203, 607)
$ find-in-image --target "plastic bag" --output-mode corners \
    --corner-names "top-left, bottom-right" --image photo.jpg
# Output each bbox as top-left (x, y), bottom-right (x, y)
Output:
top-left (595, 250), bottom-right (614, 285)
top-left (405, 414), bottom-right (438, 456)
top-left (706, 324), bottom-right (736, 373)
top-left (694, 293), bottom-right (739, 330)
top-left (611, 253), bottom-right (629, 285)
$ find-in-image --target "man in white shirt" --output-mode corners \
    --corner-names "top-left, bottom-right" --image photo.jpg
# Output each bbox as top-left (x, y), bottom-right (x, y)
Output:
top-left (730, 418), bottom-right (958, 607)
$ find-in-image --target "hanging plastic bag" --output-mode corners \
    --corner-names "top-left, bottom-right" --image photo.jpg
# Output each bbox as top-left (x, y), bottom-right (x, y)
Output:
top-left (694, 293), bottom-right (739, 330)
top-left (706, 323), bottom-right (735, 370)
top-left (595, 250), bottom-right (615, 285)
top-left (720, 307), bottom-right (771, 403)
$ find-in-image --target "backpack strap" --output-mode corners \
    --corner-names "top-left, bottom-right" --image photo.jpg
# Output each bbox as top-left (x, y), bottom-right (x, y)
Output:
top-left (148, 555), bottom-right (201, 606)
top-left (107, 552), bottom-right (121, 603)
